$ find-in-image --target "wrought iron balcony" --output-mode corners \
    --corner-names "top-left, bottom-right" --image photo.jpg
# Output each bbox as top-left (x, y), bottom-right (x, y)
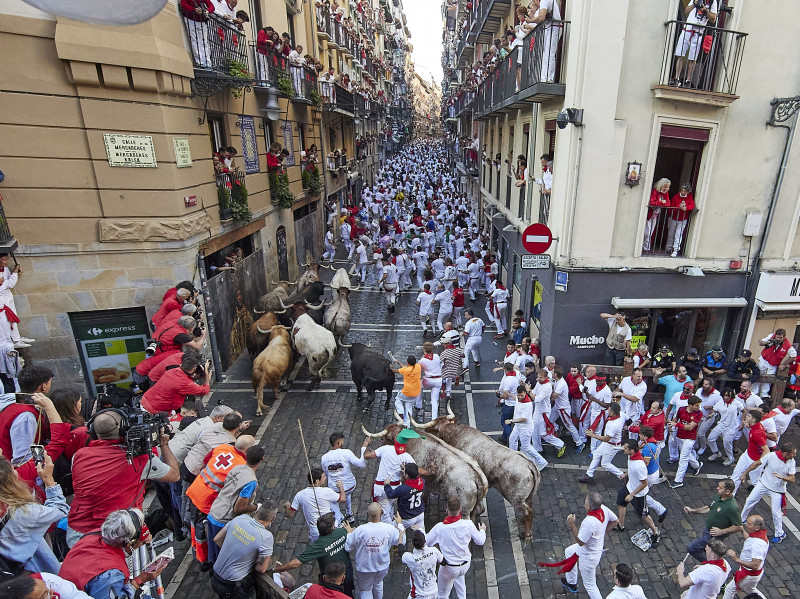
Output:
top-left (469, 0), bottom-right (512, 46)
top-left (654, 20), bottom-right (747, 107)
top-left (322, 83), bottom-right (355, 115)
top-left (473, 21), bottom-right (569, 119)
top-left (182, 13), bottom-right (249, 79)
top-left (0, 201), bottom-right (17, 253)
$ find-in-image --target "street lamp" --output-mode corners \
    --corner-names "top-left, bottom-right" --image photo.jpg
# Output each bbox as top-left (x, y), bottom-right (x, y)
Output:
top-left (263, 87), bottom-right (281, 121)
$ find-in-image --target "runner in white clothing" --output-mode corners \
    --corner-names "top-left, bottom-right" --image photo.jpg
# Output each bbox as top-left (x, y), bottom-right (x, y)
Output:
top-left (579, 403), bottom-right (625, 483)
top-left (461, 310), bottom-right (484, 368)
top-left (379, 260), bottom-right (399, 312)
top-left (605, 563), bottom-right (648, 599)
top-left (364, 429), bottom-right (418, 523)
top-left (740, 442), bottom-right (797, 543)
top-left (528, 369), bottom-right (565, 456)
top-left (416, 285), bottom-right (437, 337)
top-left (614, 370), bottom-right (648, 421)
top-left (433, 286), bottom-right (454, 333)
top-left (676, 538), bottom-right (731, 599)
top-left (285, 468), bottom-right (345, 541)
top-left (507, 386), bottom-right (548, 471)
top-left (424, 497), bottom-right (486, 599)
top-left (551, 366), bottom-right (583, 446)
top-left (722, 514), bottom-right (769, 599)
top-left (401, 531), bottom-right (443, 599)
top-left (418, 342), bottom-right (444, 418)
top-left (489, 283), bottom-right (510, 338)
top-left (320, 432), bottom-right (368, 524)
top-left (344, 502), bottom-right (404, 599)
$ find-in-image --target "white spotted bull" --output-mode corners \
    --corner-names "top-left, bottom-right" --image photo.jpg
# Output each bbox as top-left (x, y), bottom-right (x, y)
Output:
top-left (291, 313), bottom-right (336, 390)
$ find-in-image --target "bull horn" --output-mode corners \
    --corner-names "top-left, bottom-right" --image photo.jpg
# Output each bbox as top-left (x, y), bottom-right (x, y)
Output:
top-left (270, 279), bottom-right (277, 285)
top-left (351, 284), bottom-right (361, 291)
top-left (300, 261), bottom-right (309, 267)
top-left (361, 423), bottom-right (388, 438)
top-left (393, 410), bottom-right (405, 425)
top-left (410, 416), bottom-right (437, 429)
top-left (253, 308), bottom-right (266, 315)
top-left (274, 308), bottom-right (288, 314)
top-left (256, 325), bottom-right (274, 334)
top-left (323, 300), bottom-right (333, 306)
top-left (306, 301), bottom-right (325, 310)
top-left (321, 263), bottom-right (335, 270)
top-left (447, 401), bottom-right (455, 419)
top-left (279, 298), bottom-right (290, 309)
top-left (337, 338), bottom-right (353, 348)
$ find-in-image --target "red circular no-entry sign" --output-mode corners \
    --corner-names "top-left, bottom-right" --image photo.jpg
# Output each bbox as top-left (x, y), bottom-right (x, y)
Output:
top-left (521, 223), bottom-right (553, 254)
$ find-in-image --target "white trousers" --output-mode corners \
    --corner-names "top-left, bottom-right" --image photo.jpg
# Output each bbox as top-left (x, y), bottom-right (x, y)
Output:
top-left (666, 218), bottom-right (688, 252)
top-left (732, 453), bottom-right (761, 496)
top-left (722, 570), bottom-right (765, 599)
top-left (564, 544), bottom-right (601, 599)
top-left (184, 19), bottom-right (210, 68)
top-left (555, 407), bottom-right (582, 444)
top-left (586, 444), bottom-right (622, 478)
top-left (323, 241), bottom-right (336, 261)
top-left (645, 472), bottom-right (667, 515)
top-left (451, 306), bottom-right (464, 327)
top-left (357, 568), bottom-right (389, 599)
top-left (436, 562), bottom-right (470, 599)
top-left (708, 424), bottom-right (736, 462)
top-left (463, 337), bottom-right (481, 364)
top-left (421, 377), bottom-right (442, 417)
top-left (494, 304), bottom-right (507, 334)
top-left (255, 51), bottom-right (269, 84)
top-left (290, 65), bottom-right (304, 97)
top-left (696, 416), bottom-right (716, 451)
top-left (0, 311), bottom-right (20, 344)
top-left (509, 426), bottom-right (548, 471)
top-left (741, 481), bottom-right (785, 537)
top-left (395, 392), bottom-right (417, 427)
top-left (401, 512), bottom-right (426, 534)
top-left (752, 357), bottom-right (777, 397)
top-left (674, 437), bottom-right (700, 483)
top-left (437, 309), bottom-right (453, 333)
top-left (383, 284), bottom-right (397, 307)
top-left (532, 417), bottom-right (565, 451)
top-left (372, 483), bottom-right (395, 524)
top-left (420, 312), bottom-right (436, 334)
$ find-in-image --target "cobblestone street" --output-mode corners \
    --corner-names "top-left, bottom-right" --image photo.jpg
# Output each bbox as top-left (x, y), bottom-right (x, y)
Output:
top-left (164, 256), bottom-right (800, 599)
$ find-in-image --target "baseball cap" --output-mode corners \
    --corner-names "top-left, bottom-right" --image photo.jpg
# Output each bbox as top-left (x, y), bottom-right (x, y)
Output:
top-left (396, 429), bottom-right (423, 444)
top-left (660, 345), bottom-right (670, 352)
top-left (687, 348), bottom-right (699, 357)
top-left (712, 345), bottom-right (723, 352)
top-left (740, 349), bottom-right (752, 358)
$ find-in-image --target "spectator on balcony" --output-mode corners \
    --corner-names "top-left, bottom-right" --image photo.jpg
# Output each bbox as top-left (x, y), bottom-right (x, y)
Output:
top-left (529, 0), bottom-right (563, 83)
top-left (181, 0), bottom-right (215, 69)
top-left (532, 153), bottom-right (553, 203)
top-left (514, 155), bottom-right (528, 188)
top-left (672, 1), bottom-right (718, 88)
top-left (281, 33), bottom-right (292, 57)
top-left (321, 68), bottom-right (336, 102)
top-left (213, 154), bottom-right (228, 176)
top-left (225, 146), bottom-right (238, 170)
top-left (255, 26), bottom-right (275, 83)
top-left (289, 44), bottom-right (306, 98)
top-left (643, 178), bottom-right (671, 252)
top-left (266, 142), bottom-right (283, 173)
top-left (234, 9), bottom-right (248, 31)
top-left (666, 183), bottom-right (695, 257)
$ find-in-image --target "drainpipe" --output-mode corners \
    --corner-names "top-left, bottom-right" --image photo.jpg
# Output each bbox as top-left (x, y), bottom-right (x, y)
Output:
top-left (564, 130), bottom-right (584, 265)
top-left (733, 99), bottom-right (800, 350)
top-left (197, 252), bottom-right (224, 383)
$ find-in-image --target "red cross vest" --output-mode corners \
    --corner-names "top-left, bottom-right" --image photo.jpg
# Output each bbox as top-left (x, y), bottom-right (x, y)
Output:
top-left (186, 444), bottom-right (246, 514)
top-left (761, 337), bottom-right (792, 367)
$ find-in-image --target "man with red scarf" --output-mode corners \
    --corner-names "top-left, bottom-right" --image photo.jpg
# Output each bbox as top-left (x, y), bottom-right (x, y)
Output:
top-left (668, 395), bottom-right (704, 489)
top-left (538, 491), bottom-right (616, 598)
top-left (578, 402), bottom-right (625, 484)
top-left (383, 462), bottom-right (425, 533)
top-left (676, 538), bottom-right (731, 599)
top-left (529, 368), bottom-right (566, 457)
top-left (731, 409), bottom-right (770, 496)
top-left (740, 441), bottom-right (796, 544)
top-left (615, 439), bottom-right (661, 546)
top-left (752, 328), bottom-right (797, 398)
top-left (722, 515), bottom-right (768, 598)
top-left (363, 428), bottom-right (417, 524)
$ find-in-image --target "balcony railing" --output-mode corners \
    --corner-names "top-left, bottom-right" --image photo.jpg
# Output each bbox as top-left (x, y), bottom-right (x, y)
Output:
top-left (656, 20), bottom-right (747, 97)
top-left (642, 206), bottom-right (695, 258)
top-left (216, 170), bottom-right (248, 221)
top-left (453, 91), bottom-right (475, 117)
top-left (473, 21), bottom-right (569, 117)
top-left (315, 6), bottom-right (331, 39)
top-left (0, 201), bottom-right (17, 253)
top-left (182, 12), bottom-right (248, 76)
top-left (322, 83), bottom-right (355, 114)
top-left (469, 0), bottom-right (512, 45)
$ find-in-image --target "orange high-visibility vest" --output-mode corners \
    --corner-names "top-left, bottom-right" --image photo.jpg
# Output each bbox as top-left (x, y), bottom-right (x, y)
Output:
top-left (186, 444), bottom-right (246, 514)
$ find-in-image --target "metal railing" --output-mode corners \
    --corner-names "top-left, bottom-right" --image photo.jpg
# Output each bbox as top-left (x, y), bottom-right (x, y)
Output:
top-left (473, 20), bottom-right (569, 116)
top-left (538, 191), bottom-right (550, 226)
top-left (642, 205), bottom-right (695, 258)
top-left (453, 91), bottom-right (475, 116)
top-left (469, 0), bottom-right (512, 42)
top-left (658, 20), bottom-right (747, 95)
top-left (181, 12), bottom-right (248, 76)
top-left (251, 43), bottom-right (287, 87)
top-left (315, 6), bottom-right (331, 38)
top-left (0, 201), bottom-right (14, 245)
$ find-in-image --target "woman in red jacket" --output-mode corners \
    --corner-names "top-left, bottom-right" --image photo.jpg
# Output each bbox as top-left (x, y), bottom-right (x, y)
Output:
top-left (666, 183), bottom-right (695, 257)
top-left (642, 178), bottom-right (671, 252)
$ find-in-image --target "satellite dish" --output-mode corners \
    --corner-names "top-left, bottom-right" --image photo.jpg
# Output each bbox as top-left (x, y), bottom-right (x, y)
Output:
top-left (20, 0), bottom-right (169, 26)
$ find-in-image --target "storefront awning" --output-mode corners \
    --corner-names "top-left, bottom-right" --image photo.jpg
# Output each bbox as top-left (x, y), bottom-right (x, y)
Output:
top-left (612, 297), bottom-right (748, 309)
top-left (755, 300), bottom-right (800, 312)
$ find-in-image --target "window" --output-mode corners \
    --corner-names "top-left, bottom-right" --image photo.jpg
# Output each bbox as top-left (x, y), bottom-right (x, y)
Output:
top-left (286, 10), bottom-right (296, 46)
top-left (208, 115), bottom-right (226, 154)
top-left (297, 124), bottom-right (305, 154)
top-left (262, 118), bottom-right (273, 150)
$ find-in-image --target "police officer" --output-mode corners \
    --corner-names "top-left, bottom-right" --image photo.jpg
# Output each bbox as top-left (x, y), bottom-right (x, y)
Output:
top-left (726, 349), bottom-right (760, 390)
top-left (702, 345), bottom-right (729, 377)
top-left (651, 345), bottom-right (676, 374)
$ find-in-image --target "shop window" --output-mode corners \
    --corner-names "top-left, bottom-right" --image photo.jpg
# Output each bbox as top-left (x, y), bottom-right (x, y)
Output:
top-left (513, 253), bottom-right (522, 292)
top-left (691, 307), bottom-right (729, 356)
top-left (643, 306), bottom-right (730, 357)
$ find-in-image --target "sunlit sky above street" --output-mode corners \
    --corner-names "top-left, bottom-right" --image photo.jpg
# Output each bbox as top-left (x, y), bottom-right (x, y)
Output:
top-left (403, 1), bottom-right (444, 86)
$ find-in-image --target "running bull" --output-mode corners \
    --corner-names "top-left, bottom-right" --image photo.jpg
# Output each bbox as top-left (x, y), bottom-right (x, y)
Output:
top-left (348, 343), bottom-right (394, 412)
top-left (251, 326), bottom-right (293, 416)
top-left (361, 421), bottom-right (488, 519)
top-left (413, 405), bottom-right (541, 540)
top-left (291, 313), bottom-right (336, 390)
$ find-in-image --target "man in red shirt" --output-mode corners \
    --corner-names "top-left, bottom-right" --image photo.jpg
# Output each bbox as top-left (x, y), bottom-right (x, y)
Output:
top-left (451, 282), bottom-right (465, 328)
top-left (669, 396), bottom-right (703, 488)
top-left (141, 353), bottom-right (212, 415)
top-left (304, 561), bottom-right (350, 599)
top-left (151, 288), bottom-right (191, 330)
top-left (731, 409), bottom-right (770, 495)
top-left (565, 366), bottom-right (584, 423)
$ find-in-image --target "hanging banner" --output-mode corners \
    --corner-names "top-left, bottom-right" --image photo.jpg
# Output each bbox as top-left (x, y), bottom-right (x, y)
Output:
top-left (239, 116), bottom-right (260, 174)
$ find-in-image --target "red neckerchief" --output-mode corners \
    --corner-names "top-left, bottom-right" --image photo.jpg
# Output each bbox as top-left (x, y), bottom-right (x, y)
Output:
top-left (676, 375), bottom-right (686, 383)
top-left (539, 378), bottom-right (550, 384)
top-left (630, 451), bottom-right (645, 461)
top-left (607, 415), bottom-right (621, 421)
top-left (702, 386), bottom-right (715, 396)
top-left (749, 529), bottom-right (769, 543)
top-left (443, 513), bottom-right (462, 524)
top-left (423, 353), bottom-right (433, 360)
top-left (646, 436), bottom-right (657, 444)
top-left (702, 559), bottom-right (727, 571)
top-left (394, 442), bottom-right (407, 454)
top-left (776, 450), bottom-right (790, 462)
top-left (780, 406), bottom-right (793, 415)
top-left (424, 290), bottom-right (431, 294)
top-left (724, 396), bottom-right (734, 404)
top-left (680, 391), bottom-right (693, 400)
top-left (505, 351), bottom-right (514, 358)
top-left (587, 508), bottom-right (605, 523)
top-left (519, 392), bottom-right (532, 403)
top-left (406, 477), bottom-right (424, 491)
top-left (595, 381), bottom-right (606, 391)
top-left (738, 391), bottom-right (751, 400)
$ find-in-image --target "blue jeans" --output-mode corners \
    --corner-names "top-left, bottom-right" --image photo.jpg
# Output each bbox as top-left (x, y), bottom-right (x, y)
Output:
top-left (500, 405), bottom-right (514, 443)
top-left (605, 347), bottom-right (625, 366)
top-left (208, 521), bottom-right (224, 564)
top-left (687, 528), bottom-right (712, 562)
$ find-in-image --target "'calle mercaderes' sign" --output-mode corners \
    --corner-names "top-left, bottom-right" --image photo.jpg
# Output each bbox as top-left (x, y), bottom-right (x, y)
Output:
top-left (103, 133), bottom-right (157, 168)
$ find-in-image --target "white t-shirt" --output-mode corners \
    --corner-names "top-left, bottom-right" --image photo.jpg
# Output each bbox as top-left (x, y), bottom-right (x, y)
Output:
top-left (686, 560), bottom-right (730, 599)
top-left (768, 407), bottom-right (800, 437)
top-left (626, 457), bottom-right (649, 497)
top-left (356, 245), bottom-right (368, 265)
top-left (374, 444), bottom-right (415, 484)
top-left (606, 585), bottom-right (648, 599)
top-left (758, 450), bottom-right (796, 494)
top-left (686, 1), bottom-right (718, 27)
top-left (512, 399), bottom-right (534, 431)
top-left (762, 417), bottom-right (778, 449)
top-left (345, 521), bottom-right (401, 572)
top-left (321, 447), bottom-right (367, 491)
top-left (576, 505), bottom-right (617, 559)
top-left (40, 573), bottom-right (92, 599)
top-left (382, 263), bottom-right (399, 285)
top-left (464, 317), bottom-right (484, 339)
top-left (498, 374), bottom-right (519, 403)
top-left (434, 289), bottom-right (453, 312)
top-left (738, 535), bottom-right (768, 570)
top-left (619, 377), bottom-right (648, 418)
top-left (425, 518), bottom-right (486, 563)
top-left (552, 378), bottom-right (570, 410)
top-left (699, 389), bottom-right (722, 415)
top-left (603, 416), bottom-right (625, 445)
top-left (417, 291), bottom-right (435, 315)
top-left (490, 286), bottom-right (509, 305)
top-left (419, 354), bottom-right (442, 378)
top-left (533, 380), bottom-right (553, 416)
top-left (539, 0), bottom-right (562, 20)
top-left (402, 546), bottom-right (443, 597)
top-left (290, 486), bottom-right (341, 536)
top-left (713, 398), bottom-right (744, 429)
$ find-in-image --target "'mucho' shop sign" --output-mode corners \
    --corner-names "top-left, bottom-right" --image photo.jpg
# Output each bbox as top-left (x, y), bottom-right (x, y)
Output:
top-left (103, 134), bottom-right (157, 168)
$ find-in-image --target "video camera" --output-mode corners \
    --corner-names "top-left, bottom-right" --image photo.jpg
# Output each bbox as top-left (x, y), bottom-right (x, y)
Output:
top-left (124, 408), bottom-right (173, 459)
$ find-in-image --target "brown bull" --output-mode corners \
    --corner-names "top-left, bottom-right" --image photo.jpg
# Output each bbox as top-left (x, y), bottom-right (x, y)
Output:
top-left (247, 312), bottom-right (279, 359)
top-left (251, 327), bottom-right (293, 416)
top-left (413, 408), bottom-right (541, 540)
top-left (255, 282), bottom-right (293, 315)
top-left (362, 420), bottom-right (488, 519)
top-left (297, 250), bottom-right (332, 290)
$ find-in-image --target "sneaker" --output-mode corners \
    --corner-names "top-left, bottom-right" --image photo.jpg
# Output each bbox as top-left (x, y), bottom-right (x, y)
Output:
top-left (650, 531), bottom-right (661, 547)
top-left (670, 251), bottom-right (678, 258)
top-left (558, 446), bottom-right (566, 458)
top-left (669, 481), bottom-right (684, 489)
top-left (707, 452), bottom-right (721, 462)
top-left (460, 367), bottom-right (469, 377)
top-left (612, 524), bottom-right (625, 532)
top-left (693, 462), bottom-right (704, 476)
top-left (13, 341), bottom-right (31, 348)
top-left (667, 458), bottom-right (678, 464)
top-left (494, 333), bottom-right (505, 339)
top-left (654, 475), bottom-right (668, 485)
top-left (658, 507), bottom-right (669, 523)
top-left (588, 453), bottom-right (593, 459)
top-left (345, 514), bottom-right (356, 524)
top-left (575, 443), bottom-right (585, 454)
top-left (474, 362), bottom-right (481, 367)
top-left (560, 578), bottom-right (578, 593)
top-left (577, 475), bottom-right (594, 484)
top-left (697, 447), bottom-right (706, 456)
top-left (772, 532), bottom-right (786, 543)
top-left (722, 458), bottom-right (735, 467)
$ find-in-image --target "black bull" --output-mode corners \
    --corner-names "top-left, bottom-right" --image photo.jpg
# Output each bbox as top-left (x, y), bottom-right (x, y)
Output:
top-left (348, 343), bottom-right (394, 412)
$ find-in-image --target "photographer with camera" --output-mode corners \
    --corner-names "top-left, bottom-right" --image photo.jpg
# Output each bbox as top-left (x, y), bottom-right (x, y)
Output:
top-left (151, 315), bottom-right (206, 357)
top-left (66, 409), bottom-right (180, 547)
top-left (752, 328), bottom-right (797, 399)
top-left (141, 352), bottom-right (212, 415)
top-left (0, 365), bottom-right (54, 464)
top-left (151, 286), bottom-right (192, 330)
top-left (672, 1), bottom-right (718, 88)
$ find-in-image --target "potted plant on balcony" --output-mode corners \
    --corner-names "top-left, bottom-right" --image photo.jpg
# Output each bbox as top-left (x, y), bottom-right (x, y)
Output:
top-left (229, 60), bottom-right (250, 99)
top-left (301, 169), bottom-right (311, 189)
top-left (217, 183), bottom-right (232, 221)
top-left (277, 73), bottom-right (296, 98)
top-left (269, 171), bottom-right (295, 209)
top-left (308, 166), bottom-right (324, 198)
top-left (308, 88), bottom-right (322, 106)
top-left (230, 179), bottom-right (252, 223)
